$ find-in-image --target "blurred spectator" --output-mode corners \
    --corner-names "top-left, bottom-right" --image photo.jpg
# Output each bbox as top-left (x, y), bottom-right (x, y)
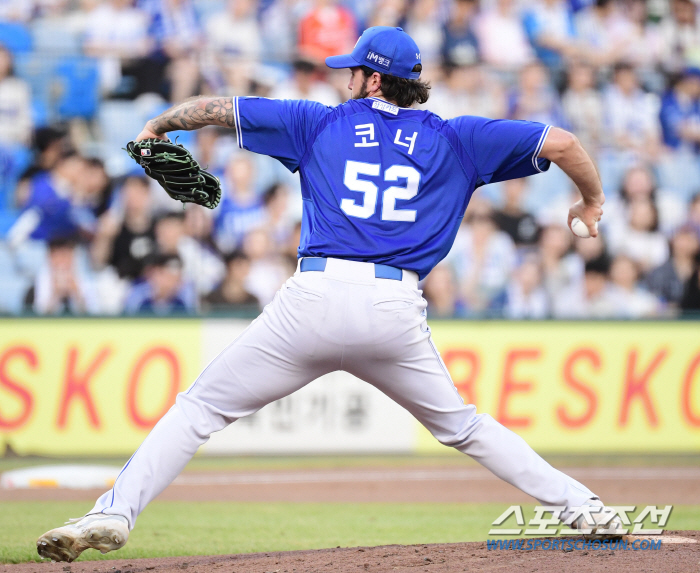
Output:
top-left (154, 211), bottom-right (225, 296)
top-left (609, 254), bottom-right (661, 317)
top-left (603, 63), bottom-right (661, 161)
top-left (493, 178), bottom-right (540, 247)
top-left (619, 0), bottom-right (665, 80)
top-left (690, 192), bottom-right (700, 234)
top-left (604, 164), bottom-right (685, 236)
top-left (262, 183), bottom-right (294, 254)
top-left (147, 0), bottom-right (203, 103)
top-left (366, 0), bottom-right (407, 29)
top-left (659, 67), bottom-right (700, 153)
top-left (427, 64), bottom-right (506, 119)
top-left (8, 153), bottom-right (96, 247)
top-left (659, 0), bottom-right (700, 73)
top-left (92, 175), bottom-right (155, 280)
top-left (475, 0), bottom-right (534, 72)
top-left (270, 59), bottom-right (341, 106)
top-left (508, 61), bottom-right (566, 126)
top-left (205, 0), bottom-right (261, 60)
top-left (574, 232), bottom-right (609, 264)
top-left (522, 0), bottom-right (578, 74)
top-left (14, 126), bottom-right (70, 207)
top-left (405, 0), bottom-right (443, 65)
top-left (553, 257), bottom-right (627, 318)
top-left (422, 263), bottom-right (464, 318)
top-left (214, 154), bottom-right (266, 254)
top-left (0, 0), bottom-right (34, 21)
top-left (561, 62), bottom-right (604, 154)
top-left (574, 0), bottom-right (631, 67)
top-left (84, 0), bottom-right (159, 97)
top-left (204, 0), bottom-right (260, 94)
top-left (283, 220), bottom-right (303, 261)
top-left (297, 0), bottom-right (358, 64)
top-left (441, 0), bottom-right (479, 68)
top-left (608, 199), bottom-right (669, 272)
top-left (681, 251), bottom-right (700, 312)
top-left (77, 157), bottom-right (113, 218)
top-left (202, 251), bottom-right (259, 311)
top-left (25, 237), bottom-right (100, 315)
top-left (539, 223), bottom-right (583, 299)
top-left (645, 224), bottom-right (700, 306)
top-left (503, 255), bottom-right (549, 319)
top-left (125, 253), bottom-right (196, 314)
top-left (243, 227), bottom-right (292, 306)
top-left (0, 44), bottom-right (32, 147)
top-left (448, 201), bottom-right (517, 314)
top-left (258, 0), bottom-right (298, 63)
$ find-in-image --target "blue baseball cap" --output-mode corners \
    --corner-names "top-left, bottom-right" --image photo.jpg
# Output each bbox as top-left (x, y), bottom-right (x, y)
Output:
top-left (325, 26), bottom-right (422, 80)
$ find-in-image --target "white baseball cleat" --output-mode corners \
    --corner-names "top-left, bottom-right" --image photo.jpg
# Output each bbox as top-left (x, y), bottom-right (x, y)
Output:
top-left (570, 499), bottom-right (625, 539)
top-left (36, 513), bottom-right (129, 562)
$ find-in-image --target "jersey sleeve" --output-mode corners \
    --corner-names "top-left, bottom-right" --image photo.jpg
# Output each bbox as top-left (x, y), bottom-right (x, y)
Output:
top-left (235, 97), bottom-right (332, 172)
top-left (448, 116), bottom-right (551, 185)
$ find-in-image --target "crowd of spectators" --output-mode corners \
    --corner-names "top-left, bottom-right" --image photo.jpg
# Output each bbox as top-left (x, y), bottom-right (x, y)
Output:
top-left (1, 0), bottom-right (700, 318)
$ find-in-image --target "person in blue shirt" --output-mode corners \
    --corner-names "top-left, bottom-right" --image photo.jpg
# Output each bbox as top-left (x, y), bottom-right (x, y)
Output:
top-left (213, 154), bottom-right (266, 254)
top-left (8, 152), bottom-right (96, 248)
top-left (37, 27), bottom-right (618, 563)
top-left (124, 253), bottom-right (196, 315)
top-left (659, 67), bottom-right (700, 152)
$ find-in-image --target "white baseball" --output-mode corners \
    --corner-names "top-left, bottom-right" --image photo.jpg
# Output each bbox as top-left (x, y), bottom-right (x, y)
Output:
top-left (571, 217), bottom-right (597, 238)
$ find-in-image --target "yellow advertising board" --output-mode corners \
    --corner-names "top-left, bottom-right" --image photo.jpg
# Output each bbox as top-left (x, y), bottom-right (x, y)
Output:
top-left (0, 319), bottom-right (201, 455)
top-left (423, 321), bottom-right (700, 453)
top-left (1, 319), bottom-right (698, 455)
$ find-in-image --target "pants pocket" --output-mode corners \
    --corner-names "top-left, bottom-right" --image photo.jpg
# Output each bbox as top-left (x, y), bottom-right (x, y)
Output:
top-left (372, 298), bottom-right (415, 311)
top-left (285, 286), bottom-right (323, 301)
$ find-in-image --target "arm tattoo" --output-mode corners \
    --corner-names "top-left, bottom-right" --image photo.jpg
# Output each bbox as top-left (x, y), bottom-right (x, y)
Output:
top-left (148, 97), bottom-right (236, 135)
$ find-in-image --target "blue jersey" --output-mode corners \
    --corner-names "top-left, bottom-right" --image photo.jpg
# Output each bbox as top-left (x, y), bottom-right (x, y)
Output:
top-left (234, 96), bottom-right (551, 279)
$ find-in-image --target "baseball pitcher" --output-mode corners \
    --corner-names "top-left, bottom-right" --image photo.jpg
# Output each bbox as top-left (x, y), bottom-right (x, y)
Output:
top-left (37, 27), bottom-right (617, 562)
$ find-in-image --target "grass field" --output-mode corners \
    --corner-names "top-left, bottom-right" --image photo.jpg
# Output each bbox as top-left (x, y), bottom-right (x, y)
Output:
top-left (2, 501), bottom-right (699, 564)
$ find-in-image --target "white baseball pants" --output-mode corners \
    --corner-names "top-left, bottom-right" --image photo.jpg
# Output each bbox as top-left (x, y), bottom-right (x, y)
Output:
top-left (90, 258), bottom-right (596, 528)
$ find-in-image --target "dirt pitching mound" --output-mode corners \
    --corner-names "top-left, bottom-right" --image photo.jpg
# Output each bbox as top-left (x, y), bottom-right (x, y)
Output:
top-left (6, 531), bottom-right (699, 573)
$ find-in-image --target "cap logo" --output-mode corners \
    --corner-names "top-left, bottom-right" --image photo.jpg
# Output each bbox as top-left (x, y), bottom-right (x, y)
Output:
top-left (366, 50), bottom-right (392, 70)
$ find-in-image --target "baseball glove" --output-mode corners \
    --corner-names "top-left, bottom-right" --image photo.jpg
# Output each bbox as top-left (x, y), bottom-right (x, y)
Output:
top-left (125, 139), bottom-right (222, 210)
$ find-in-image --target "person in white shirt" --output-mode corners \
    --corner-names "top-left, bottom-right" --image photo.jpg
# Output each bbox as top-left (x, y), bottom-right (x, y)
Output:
top-left (608, 199), bottom-right (670, 273)
top-left (609, 254), bottom-right (662, 317)
top-left (203, 0), bottom-right (261, 94)
top-left (553, 258), bottom-right (628, 318)
top-left (504, 255), bottom-right (550, 319)
top-left (603, 63), bottom-right (661, 161)
top-left (83, 0), bottom-right (155, 96)
top-left (561, 62), bottom-right (605, 155)
top-left (475, 0), bottom-right (534, 72)
top-left (0, 45), bottom-right (32, 147)
top-left (29, 237), bottom-right (101, 315)
top-left (658, 0), bottom-right (700, 74)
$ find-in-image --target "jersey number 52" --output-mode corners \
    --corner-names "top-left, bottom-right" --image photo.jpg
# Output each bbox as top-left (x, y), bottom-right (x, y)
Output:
top-left (341, 160), bottom-right (420, 222)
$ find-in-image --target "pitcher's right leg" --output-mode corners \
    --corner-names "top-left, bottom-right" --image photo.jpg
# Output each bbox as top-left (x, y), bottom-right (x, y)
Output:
top-left (347, 319), bottom-right (596, 512)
